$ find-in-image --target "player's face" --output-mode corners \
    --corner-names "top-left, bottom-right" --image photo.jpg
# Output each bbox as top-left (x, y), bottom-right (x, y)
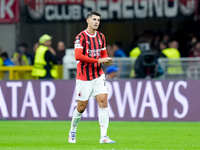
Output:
top-left (87, 15), bottom-right (100, 30)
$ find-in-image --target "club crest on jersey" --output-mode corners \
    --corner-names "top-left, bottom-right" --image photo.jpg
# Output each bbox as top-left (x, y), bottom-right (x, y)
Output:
top-left (86, 41), bottom-right (90, 45)
top-left (98, 40), bottom-right (101, 45)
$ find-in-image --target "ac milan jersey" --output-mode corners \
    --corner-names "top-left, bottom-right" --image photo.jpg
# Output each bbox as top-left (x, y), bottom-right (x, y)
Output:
top-left (74, 30), bottom-right (107, 81)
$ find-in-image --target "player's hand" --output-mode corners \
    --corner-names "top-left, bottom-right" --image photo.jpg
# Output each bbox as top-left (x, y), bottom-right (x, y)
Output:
top-left (98, 57), bottom-right (114, 66)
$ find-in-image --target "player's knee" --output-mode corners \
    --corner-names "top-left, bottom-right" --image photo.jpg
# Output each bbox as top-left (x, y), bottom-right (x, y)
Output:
top-left (77, 104), bottom-right (87, 113)
top-left (77, 100), bottom-right (88, 113)
top-left (99, 99), bottom-right (108, 108)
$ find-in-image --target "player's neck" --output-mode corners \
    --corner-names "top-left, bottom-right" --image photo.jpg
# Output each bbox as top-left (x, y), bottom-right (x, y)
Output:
top-left (86, 27), bottom-right (96, 35)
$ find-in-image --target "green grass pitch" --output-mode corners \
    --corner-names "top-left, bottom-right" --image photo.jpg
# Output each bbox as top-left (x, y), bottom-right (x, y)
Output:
top-left (0, 121), bottom-right (200, 150)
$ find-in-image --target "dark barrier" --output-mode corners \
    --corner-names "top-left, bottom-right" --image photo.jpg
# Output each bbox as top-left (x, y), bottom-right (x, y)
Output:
top-left (0, 80), bottom-right (199, 121)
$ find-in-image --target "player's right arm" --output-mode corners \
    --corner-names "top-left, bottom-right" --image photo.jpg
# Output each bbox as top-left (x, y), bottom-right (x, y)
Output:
top-left (75, 48), bottom-right (112, 63)
top-left (75, 48), bottom-right (97, 63)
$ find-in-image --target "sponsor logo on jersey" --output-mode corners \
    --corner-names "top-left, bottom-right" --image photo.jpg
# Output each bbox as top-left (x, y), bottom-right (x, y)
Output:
top-left (98, 40), bottom-right (101, 45)
top-left (86, 41), bottom-right (90, 45)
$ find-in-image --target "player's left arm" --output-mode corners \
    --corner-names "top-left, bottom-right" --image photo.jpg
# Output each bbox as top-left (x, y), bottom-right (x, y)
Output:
top-left (100, 34), bottom-right (113, 65)
top-left (101, 49), bottom-right (113, 65)
top-left (100, 34), bottom-right (108, 58)
top-left (101, 48), bottom-right (108, 58)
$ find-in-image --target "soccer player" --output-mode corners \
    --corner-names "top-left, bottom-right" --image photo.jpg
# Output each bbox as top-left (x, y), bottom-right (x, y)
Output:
top-left (68, 11), bottom-right (116, 144)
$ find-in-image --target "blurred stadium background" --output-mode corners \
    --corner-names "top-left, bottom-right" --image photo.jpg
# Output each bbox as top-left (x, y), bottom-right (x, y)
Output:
top-left (1, 0), bottom-right (200, 80)
top-left (1, 0), bottom-right (200, 149)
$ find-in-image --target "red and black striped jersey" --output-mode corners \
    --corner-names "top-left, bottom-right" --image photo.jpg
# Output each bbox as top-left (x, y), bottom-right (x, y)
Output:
top-left (74, 30), bottom-right (107, 81)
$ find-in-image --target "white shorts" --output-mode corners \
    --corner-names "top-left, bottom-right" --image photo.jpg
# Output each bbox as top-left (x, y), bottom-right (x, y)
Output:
top-left (76, 74), bottom-right (108, 101)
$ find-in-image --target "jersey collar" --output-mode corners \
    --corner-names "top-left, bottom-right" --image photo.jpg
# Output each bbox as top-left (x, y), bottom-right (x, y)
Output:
top-left (85, 30), bottom-right (96, 37)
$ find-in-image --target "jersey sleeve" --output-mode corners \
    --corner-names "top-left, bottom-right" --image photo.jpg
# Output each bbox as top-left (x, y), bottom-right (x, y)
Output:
top-left (75, 48), bottom-right (98, 63)
top-left (101, 49), bottom-right (108, 58)
top-left (74, 34), bottom-right (98, 63)
top-left (74, 34), bottom-right (84, 50)
top-left (101, 33), bottom-right (106, 50)
top-left (100, 33), bottom-right (108, 58)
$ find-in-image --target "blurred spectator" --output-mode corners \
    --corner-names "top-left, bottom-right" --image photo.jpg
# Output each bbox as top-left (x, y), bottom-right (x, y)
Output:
top-left (112, 41), bottom-right (126, 78)
top-left (169, 40), bottom-right (179, 49)
top-left (0, 52), bottom-right (15, 80)
top-left (112, 41), bottom-right (127, 78)
top-left (113, 41), bottom-right (126, 57)
top-left (0, 45), bottom-right (3, 66)
top-left (151, 31), bottom-right (163, 51)
top-left (191, 37), bottom-right (197, 47)
top-left (159, 41), bottom-right (168, 51)
top-left (0, 46), bottom-right (3, 79)
top-left (11, 49), bottom-right (26, 66)
top-left (1, 52), bottom-right (15, 66)
top-left (189, 40), bottom-right (200, 57)
top-left (12, 48), bottom-right (31, 80)
top-left (106, 44), bottom-right (114, 57)
top-left (31, 34), bottom-right (58, 79)
top-left (129, 46), bottom-right (141, 59)
top-left (106, 65), bottom-right (119, 79)
top-left (33, 42), bottom-right (39, 53)
top-left (13, 43), bottom-right (34, 65)
top-left (162, 40), bottom-right (181, 58)
top-left (56, 41), bottom-right (66, 64)
top-left (20, 42), bottom-right (34, 65)
top-left (162, 33), bottom-right (170, 43)
top-left (48, 46), bottom-right (56, 55)
top-left (186, 36), bottom-right (198, 55)
top-left (161, 40), bottom-right (183, 74)
top-left (159, 41), bottom-right (168, 57)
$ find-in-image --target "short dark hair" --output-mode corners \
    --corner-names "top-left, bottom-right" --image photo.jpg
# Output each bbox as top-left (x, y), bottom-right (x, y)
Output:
top-left (87, 11), bottom-right (101, 19)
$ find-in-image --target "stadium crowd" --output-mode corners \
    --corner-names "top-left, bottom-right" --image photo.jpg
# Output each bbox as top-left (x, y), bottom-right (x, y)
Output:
top-left (0, 26), bottom-right (200, 80)
top-left (107, 28), bottom-right (200, 59)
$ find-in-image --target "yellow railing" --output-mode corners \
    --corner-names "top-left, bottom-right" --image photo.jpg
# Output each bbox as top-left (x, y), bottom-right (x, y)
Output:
top-left (0, 65), bottom-right (63, 80)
